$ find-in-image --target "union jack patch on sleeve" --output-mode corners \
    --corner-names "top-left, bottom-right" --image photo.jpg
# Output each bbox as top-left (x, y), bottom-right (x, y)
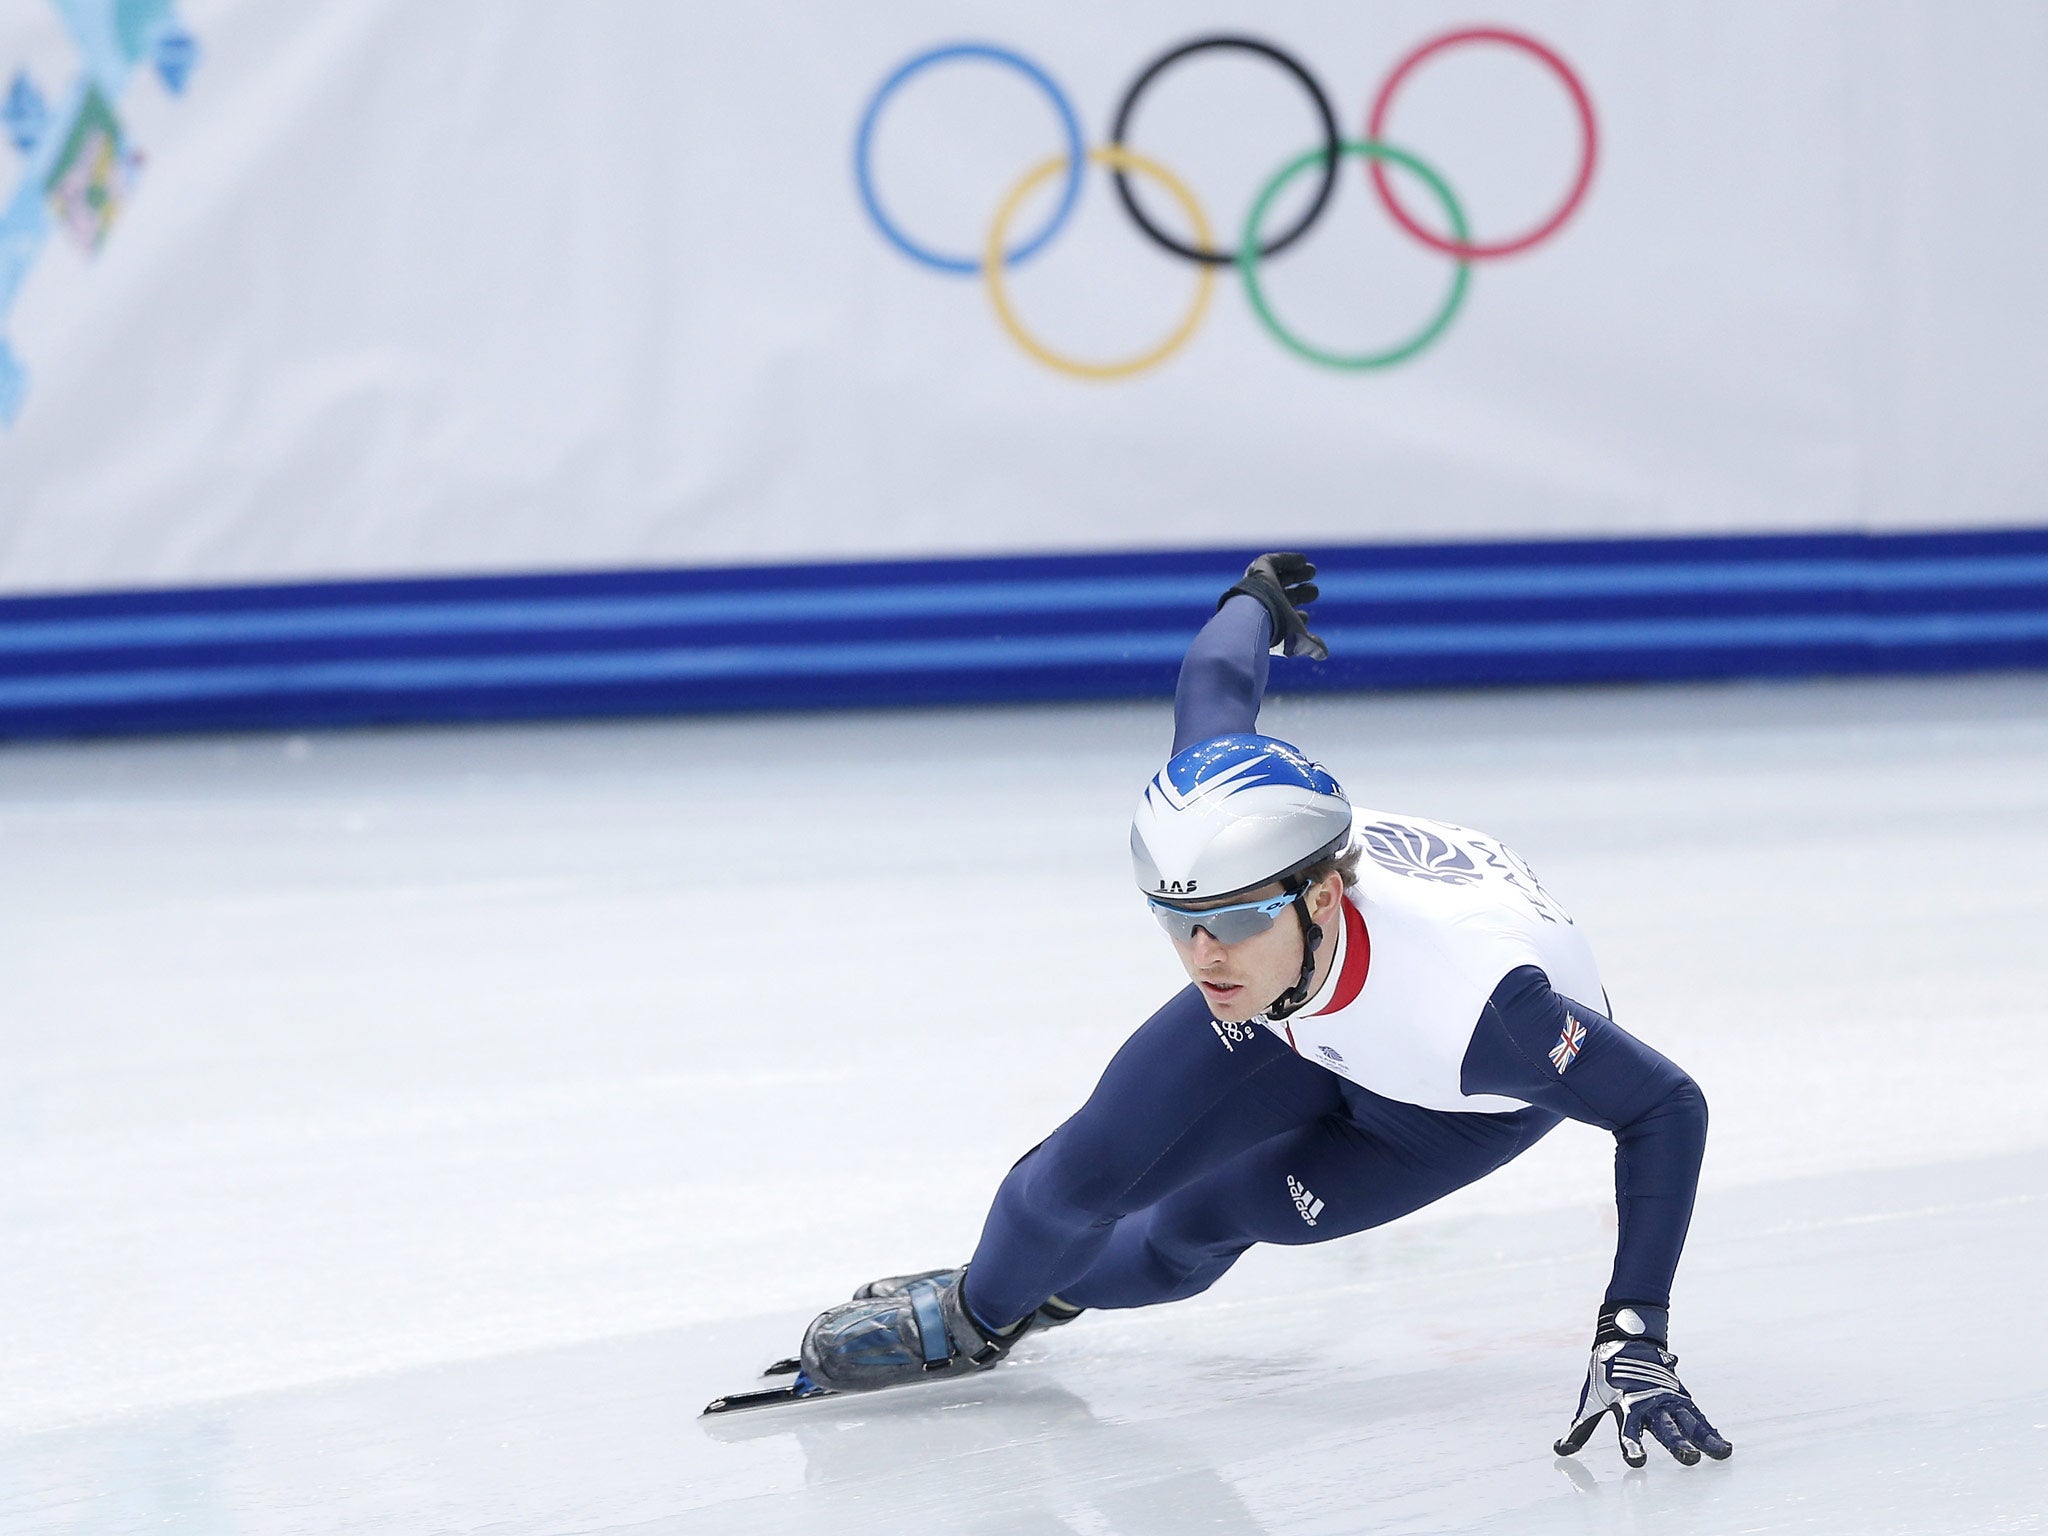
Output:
top-left (1548, 1012), bottom-right (1588, 1074)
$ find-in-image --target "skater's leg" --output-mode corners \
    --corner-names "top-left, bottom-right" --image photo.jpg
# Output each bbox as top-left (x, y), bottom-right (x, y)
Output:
top-left (1058, 1090), bottom-right (1561, 1310)
top-left (964, 985), bottom-right (1344, 1328)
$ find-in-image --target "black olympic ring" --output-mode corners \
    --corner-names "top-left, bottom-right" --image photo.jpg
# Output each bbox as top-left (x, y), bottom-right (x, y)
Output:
top-left (1108, 35), bottom-right (1340, 268)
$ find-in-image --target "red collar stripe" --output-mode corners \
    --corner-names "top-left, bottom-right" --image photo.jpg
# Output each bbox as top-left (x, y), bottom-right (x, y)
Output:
top-left (1313, 895), bottom-right (1371, 1016)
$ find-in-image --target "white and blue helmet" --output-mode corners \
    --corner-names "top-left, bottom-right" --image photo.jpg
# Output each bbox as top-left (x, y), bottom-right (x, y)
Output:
top-left (1131, 733), bottom-right (1353, 902)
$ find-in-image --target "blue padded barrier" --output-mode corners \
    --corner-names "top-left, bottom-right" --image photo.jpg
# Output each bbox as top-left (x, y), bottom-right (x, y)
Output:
top-left (2, 528), bottom-right (2046, 739)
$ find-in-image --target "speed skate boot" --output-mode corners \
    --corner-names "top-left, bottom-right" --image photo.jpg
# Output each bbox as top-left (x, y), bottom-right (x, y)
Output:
top-left (853, 1267), bottom-right (1086, 1330)
top-left (799, 1265), bottom-right (1031, 1393)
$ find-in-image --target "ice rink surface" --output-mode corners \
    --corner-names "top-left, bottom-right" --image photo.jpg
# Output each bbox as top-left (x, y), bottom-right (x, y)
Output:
top-left (3, 676), bottom-right (2046, 1534)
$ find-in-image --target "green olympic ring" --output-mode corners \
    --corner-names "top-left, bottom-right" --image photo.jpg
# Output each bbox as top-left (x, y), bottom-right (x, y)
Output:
top-left (1239, 140), bottom-right (1471, 371)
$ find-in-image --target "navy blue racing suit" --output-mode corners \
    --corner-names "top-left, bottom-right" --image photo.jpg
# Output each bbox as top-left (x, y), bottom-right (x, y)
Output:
top-left (962, 596), bottom-right (1708, 1330)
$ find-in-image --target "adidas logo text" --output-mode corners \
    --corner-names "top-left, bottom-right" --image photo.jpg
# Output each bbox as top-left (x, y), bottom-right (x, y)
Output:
top-left (1286, 1174), bottom-right (1324, 1227)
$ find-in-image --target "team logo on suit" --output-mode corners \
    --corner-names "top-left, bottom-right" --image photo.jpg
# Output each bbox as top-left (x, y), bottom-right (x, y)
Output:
top-left (1549, 1012), bottom-right (1588, 1074)
top-left (1356, 820), bottom-right (1483, 884)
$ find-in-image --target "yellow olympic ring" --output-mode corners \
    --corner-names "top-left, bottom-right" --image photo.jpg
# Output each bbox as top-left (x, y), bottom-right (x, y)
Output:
top-left (983, 146), bottom-right (1216, 381)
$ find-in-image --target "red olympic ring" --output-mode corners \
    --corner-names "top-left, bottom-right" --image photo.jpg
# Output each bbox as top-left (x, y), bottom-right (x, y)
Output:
top-left (1365, 26), bottom-right (1598, 261)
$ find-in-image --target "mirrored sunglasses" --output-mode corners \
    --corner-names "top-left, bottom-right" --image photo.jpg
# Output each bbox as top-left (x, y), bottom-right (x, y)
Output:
top-left (1147, 888), bottom-right (1302, 946)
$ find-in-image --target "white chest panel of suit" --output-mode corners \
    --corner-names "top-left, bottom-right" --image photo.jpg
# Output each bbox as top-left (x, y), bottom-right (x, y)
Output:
top-left (1257, 811), bottom-right (1606, 1114)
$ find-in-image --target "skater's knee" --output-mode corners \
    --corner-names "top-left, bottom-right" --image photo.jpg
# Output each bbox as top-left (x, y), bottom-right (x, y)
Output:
top-left (1020, 1133), bottom-right (1151, 1222)
top-left (1144, 1226), bottom-right (1246, 1299)
top-left (1057, 1211), bottom-right (1248, 1312)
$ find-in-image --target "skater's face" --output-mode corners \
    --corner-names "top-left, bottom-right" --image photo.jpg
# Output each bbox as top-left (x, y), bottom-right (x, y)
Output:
top-left (1165, 873), bottom-right (1345, 1022)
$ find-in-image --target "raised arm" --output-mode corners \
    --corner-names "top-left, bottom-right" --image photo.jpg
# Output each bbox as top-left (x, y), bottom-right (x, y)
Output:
top-left (1172, 553), bottom-right (1329, 755)
top-left (1172, 596), bottom-right (1272, 754)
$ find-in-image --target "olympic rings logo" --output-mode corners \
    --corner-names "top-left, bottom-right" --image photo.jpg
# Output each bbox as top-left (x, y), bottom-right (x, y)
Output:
top-left (853, 29), bottom-right (1597, 380)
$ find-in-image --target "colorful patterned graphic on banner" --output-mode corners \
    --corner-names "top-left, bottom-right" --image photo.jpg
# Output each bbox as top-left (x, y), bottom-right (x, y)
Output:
top-left (0, 0), bottom-right (197, 426)
top-left (853, 29), bottom-right (1596, 382)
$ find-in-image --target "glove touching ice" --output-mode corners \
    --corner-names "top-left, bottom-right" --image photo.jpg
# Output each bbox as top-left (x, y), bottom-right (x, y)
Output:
top-left (1554, 1303), bottom-right (1733, 1468)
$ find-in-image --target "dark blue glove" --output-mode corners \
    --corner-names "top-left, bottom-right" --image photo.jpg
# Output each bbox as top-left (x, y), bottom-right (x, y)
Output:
top-left (1554, 1303), bottom-right (1733, 1468)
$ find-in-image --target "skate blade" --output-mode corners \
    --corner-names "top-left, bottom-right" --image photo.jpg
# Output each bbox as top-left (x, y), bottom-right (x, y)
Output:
top-left (762, 1355), bottom-right (801, 1377)
top-left (701, 1381), bottom-right (835, 1415)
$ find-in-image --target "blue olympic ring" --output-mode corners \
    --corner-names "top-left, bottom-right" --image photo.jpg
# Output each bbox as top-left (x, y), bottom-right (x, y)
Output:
top-left (852, 42), bottom-right (1085, 276)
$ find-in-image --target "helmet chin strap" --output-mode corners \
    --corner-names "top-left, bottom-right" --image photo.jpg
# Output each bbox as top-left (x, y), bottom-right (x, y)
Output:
top-left (1262, 882), bottom-right (1324, 1021)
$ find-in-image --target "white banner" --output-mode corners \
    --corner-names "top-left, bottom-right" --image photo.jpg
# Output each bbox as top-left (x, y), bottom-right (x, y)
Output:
top-left (3, 0), bottom-right (2046, 594)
